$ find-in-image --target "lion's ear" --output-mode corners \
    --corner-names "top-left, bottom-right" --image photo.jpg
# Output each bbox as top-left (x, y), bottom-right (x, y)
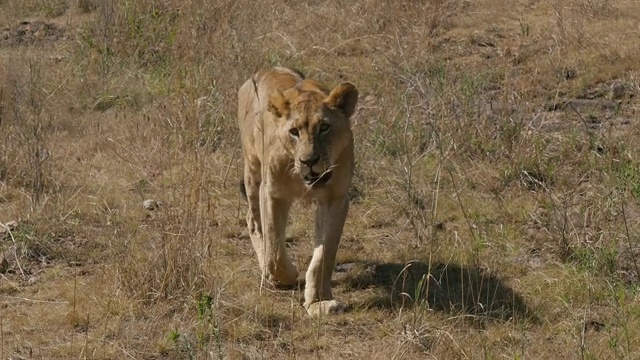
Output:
top-left (268, 91), bottom-right (289, 118)
top-left (325, 82), bottom-right (358, 118)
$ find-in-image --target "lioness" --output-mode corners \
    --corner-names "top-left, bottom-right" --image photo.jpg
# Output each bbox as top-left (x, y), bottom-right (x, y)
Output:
top-left (238, 67), bottom-right (358, 316)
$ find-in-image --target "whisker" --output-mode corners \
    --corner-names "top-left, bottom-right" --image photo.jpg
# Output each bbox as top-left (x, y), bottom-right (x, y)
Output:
top-left (321, 164), bottom-right (338, 176)
top-left (287, 163), bottom-right (298, 176)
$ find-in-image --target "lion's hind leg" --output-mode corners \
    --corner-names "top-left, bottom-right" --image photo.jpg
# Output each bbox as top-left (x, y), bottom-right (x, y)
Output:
top-left (244, 163), bottom-right (266, 273)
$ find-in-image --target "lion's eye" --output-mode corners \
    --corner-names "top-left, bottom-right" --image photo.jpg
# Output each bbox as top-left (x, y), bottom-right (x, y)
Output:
top-left (319, 123), bottom-right (331, 134)
top-left (289, 128), bottom-right (299, 137)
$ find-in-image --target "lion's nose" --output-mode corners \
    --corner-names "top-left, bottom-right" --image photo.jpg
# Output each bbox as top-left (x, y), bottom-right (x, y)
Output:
top-left (300, 155), bottom-right (320, 168)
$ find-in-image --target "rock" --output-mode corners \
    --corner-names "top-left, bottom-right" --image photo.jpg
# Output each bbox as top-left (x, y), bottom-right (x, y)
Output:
top-left (335, 262), bottom-right (358, 273)
top-left (143, 199), bottom-right (161, 211)
top-left (333, 262), bottom-right (376, 283)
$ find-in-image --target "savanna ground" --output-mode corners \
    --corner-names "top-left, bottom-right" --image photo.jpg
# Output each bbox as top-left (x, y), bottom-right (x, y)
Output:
top-left (1, 0), bottom-right (640, 358)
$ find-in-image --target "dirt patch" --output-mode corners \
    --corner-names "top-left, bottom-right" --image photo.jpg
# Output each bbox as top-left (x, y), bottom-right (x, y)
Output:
top-left (1, 20), bottom-right (66, 47)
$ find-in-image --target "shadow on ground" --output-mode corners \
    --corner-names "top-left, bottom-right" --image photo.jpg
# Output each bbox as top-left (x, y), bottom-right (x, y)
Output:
top-left (335, 261), bottom-right (535, 322)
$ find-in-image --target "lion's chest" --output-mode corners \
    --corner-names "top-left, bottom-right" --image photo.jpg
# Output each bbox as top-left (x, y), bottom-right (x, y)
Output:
top-left (266, 171), bottom-right (307, 200)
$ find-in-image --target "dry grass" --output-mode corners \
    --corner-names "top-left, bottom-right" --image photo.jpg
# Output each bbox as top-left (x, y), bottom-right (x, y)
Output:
top-left (1, 0), bottom-right (640, 358)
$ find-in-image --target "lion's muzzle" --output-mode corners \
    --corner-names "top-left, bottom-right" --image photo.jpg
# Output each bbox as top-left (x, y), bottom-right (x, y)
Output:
top-left (299, 154), bottom-right (332, 187)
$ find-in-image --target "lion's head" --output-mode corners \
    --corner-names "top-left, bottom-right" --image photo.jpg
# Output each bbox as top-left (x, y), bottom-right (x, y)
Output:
top-left (267, 80), bottom-right (358, 187)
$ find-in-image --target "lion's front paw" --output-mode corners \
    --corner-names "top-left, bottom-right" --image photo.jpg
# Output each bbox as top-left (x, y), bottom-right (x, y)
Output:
top-left (305, 300), bottom-right (344, 316)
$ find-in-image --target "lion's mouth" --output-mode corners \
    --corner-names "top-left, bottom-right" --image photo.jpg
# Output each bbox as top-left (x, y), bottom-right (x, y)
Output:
top-left (303, 170), bottom-right (333, 187)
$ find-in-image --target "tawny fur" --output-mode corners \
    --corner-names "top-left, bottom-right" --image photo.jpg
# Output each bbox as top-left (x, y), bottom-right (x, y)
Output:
top-left (237, 67), bottom-right (358, 316)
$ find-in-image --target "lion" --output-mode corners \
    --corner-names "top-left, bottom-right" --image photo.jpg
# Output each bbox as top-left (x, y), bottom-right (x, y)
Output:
top-left (237, 67), bottom-right (358, 316)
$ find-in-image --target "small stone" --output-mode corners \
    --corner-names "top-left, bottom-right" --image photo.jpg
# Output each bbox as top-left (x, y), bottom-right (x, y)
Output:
top-left (335, 262), bottom-right (358, 273)
top-left (143, 199), bottom-right (161, 211)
